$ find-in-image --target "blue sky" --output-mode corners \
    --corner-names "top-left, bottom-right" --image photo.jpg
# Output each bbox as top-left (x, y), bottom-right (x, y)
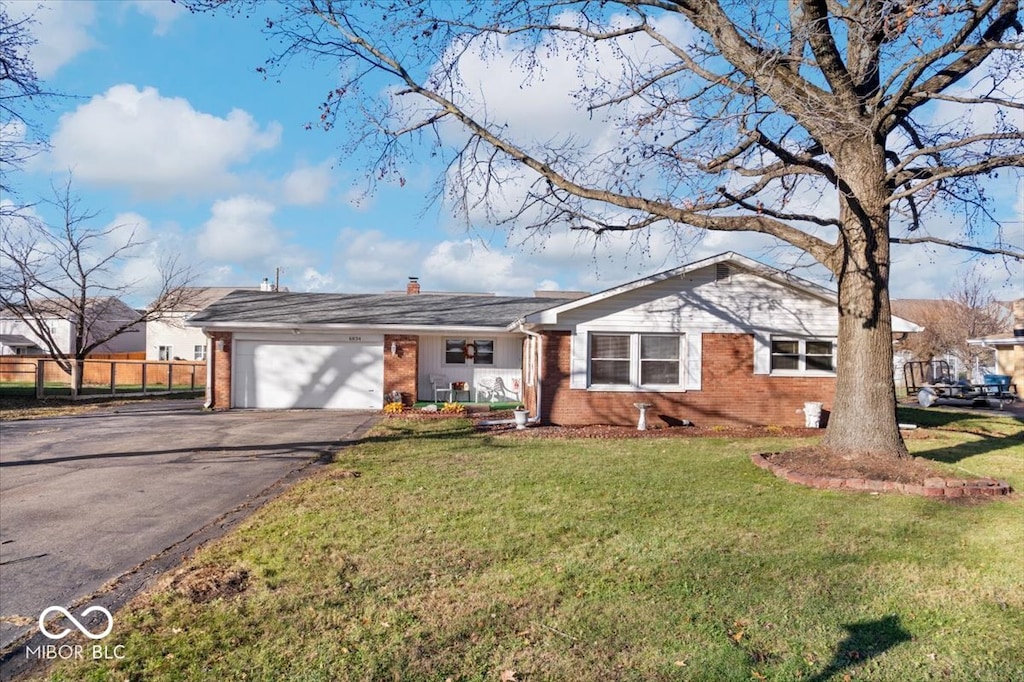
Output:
top-left (5, 0), bottom-right (1023, 307)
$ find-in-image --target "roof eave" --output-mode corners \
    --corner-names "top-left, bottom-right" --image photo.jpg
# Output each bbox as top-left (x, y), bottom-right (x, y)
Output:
top-left (189, 321), bottom-right (519, 335)
top-left (521, 252), bottom-right (840, 325)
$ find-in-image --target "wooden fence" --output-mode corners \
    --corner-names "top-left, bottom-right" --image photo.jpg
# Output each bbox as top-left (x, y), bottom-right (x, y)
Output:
top-left (0, 357), bottom-right (206, 398)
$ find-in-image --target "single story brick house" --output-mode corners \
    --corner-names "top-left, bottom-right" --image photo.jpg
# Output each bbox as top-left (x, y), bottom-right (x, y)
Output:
top-left (188, 252), bottom-right (920, 427)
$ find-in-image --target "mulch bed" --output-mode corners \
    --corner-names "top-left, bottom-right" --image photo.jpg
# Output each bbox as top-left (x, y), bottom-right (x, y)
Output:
top-left (477, 421), bottom-right (816, 439)
top-left (383, 411), bottom-right (1014, 499)
top-left (753, 449), bottom-right (1012, 499)
top-left (473, 419), bottom-right (1013, 499)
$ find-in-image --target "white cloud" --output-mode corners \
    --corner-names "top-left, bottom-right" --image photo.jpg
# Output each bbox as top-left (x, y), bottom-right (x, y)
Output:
top-left (334, 228), bottom-right (422, 291)
top-left (8, 0), bottom-right (98, 78)
top-left (422, 239), bottom-right (537, 294)
top-left (0, 120), bottom-right (27, 146)
top-left (300, 267), bottom-right (335, 291)
top-left (100, 212), bottom-right (164, 294)
top-left (196, 196), bottom-right (282, 263)
top-left (126, 0), bottom-right (186, 36)
top-left (282, 162), bottom-right (333, 206)
top-left (49, 85), bottom-right (281, 198)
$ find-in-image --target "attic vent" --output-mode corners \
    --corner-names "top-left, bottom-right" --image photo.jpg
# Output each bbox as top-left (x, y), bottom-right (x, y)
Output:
top-left (715, 263), bottom-right (731, 282)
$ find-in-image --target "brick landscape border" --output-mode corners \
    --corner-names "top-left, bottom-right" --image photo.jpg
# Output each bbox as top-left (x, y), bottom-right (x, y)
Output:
top-left (750, 453), bottom-right (1013, 498)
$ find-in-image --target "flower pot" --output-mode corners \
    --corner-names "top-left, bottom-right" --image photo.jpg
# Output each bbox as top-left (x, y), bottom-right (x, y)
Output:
top-left (513, 409), bottom-right (529, 430)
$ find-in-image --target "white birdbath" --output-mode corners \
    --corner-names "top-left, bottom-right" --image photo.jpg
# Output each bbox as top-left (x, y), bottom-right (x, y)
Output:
top-left (633, 402), bottom-right (653, 431)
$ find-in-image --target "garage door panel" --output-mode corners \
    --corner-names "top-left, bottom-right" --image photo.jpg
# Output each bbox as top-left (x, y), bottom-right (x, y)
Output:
top-left (234, 340), bottom-right (383, 409)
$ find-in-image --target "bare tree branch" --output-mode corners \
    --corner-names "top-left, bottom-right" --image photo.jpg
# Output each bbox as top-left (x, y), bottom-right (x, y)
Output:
top-left (0, 175), bottom-right (198, 394)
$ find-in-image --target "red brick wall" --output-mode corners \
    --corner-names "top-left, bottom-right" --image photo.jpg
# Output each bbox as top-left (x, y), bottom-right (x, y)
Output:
top-left (539, 332), bottom-right (835, 428)
top-left (209, 332), bottom-right (232, 409)
top-left (383, 334), bottom-right (419, 404)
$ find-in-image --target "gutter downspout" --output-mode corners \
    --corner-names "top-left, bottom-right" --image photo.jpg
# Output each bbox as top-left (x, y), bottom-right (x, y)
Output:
top-left (519, 324), bottom-right (543, 424)
top-left (203, 331), bottom-right (213, 409)
top-left (478, 323), bottom-right (544, 427)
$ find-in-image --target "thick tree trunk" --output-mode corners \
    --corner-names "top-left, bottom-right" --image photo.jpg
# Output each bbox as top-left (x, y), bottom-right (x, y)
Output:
top-left (820, 141), bottom-right (909, 459)
top-left (821, 265), bottom-right (909, 458)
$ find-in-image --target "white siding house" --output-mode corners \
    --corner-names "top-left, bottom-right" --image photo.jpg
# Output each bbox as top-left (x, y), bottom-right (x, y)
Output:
top-left (145, 288), bottom-right (257, 361)
top-left (0, 298), bottom-right (145, 356)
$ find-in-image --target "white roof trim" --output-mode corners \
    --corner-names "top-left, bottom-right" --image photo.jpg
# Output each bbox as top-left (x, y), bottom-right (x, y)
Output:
top-left (514, 251), bottom-right (921, 333)
top-left (189, 321), bottom-right (517, 335)
top-left (968, 336), bottom-right (1024, 346)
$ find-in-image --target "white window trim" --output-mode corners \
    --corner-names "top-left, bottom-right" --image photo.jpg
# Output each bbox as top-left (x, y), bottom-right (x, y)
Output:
top-left (586, 332), bottom-right (687, 392)
top-left (769, 337), bottom-right (837, 376)
top-left (158, 345), bottom-right (173, 361)
top-left (194, 344), bottom-right (207, 361)
top-left (444, 338), bottom-right (495, 365)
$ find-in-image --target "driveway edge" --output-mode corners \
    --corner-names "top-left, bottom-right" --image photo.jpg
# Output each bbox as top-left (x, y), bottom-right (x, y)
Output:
top-left (0, 413), bottom-right (378, 681)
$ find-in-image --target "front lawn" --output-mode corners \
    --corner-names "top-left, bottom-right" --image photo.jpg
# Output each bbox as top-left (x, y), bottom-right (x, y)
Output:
top-left (46, 418), bottom-right (1022, 681)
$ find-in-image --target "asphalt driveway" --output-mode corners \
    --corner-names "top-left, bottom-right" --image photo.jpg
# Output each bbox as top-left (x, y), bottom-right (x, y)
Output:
top-left (0, 400), bottom-right (377, 667)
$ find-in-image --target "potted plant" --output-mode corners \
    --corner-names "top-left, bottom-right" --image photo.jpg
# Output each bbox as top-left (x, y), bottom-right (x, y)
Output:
top-left (512, 404), bottom-right (529, 430)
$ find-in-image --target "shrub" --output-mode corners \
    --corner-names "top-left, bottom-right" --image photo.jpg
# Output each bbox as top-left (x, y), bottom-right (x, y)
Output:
top-left (383, 401), bottom-right (405, 414)
top-left (440, 401), bottom-right (465, 414)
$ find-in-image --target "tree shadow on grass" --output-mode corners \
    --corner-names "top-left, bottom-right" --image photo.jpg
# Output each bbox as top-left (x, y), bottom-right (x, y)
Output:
top-left (807, 615), bottom-right (912, 682)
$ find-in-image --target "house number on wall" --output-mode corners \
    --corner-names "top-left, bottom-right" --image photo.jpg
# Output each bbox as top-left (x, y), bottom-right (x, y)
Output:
top-left (347, 336), bottom-right (362, 342)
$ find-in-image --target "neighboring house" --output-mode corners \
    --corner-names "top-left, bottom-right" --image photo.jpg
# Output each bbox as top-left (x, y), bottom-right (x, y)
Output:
top-left (189, 253), bottom-right (920, 427)
top-left (0, 297), bottom-right (145, 356)
top-left (968, 298), bottom-right (1024, 394)
top-left (145, 287), bottom-right (258, 361)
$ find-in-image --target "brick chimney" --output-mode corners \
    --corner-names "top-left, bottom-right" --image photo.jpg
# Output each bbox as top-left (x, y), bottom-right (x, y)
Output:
top-left (406, 277), bottom-right (420, 295)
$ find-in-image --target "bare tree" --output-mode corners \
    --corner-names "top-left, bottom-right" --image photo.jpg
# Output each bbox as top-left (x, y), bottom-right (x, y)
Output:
top-left (0, 4), bottom-right (58, 199)
top-left (0, 176), bottom-right (196, 396)
top-left (898, 267), bottom-right (1013, 373)
top-left (191, 0), bottom-right (1024, 459)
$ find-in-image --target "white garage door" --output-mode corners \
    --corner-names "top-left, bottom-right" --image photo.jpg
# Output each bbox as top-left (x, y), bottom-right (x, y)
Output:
top-left (233, 338), bottom-right (384, 409)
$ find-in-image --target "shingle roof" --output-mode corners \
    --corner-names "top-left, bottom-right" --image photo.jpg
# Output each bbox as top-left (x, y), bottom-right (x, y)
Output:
top-left (188, 290), bottom-right (570, 329)
top-left (145, 287), bottom-right (261, 312)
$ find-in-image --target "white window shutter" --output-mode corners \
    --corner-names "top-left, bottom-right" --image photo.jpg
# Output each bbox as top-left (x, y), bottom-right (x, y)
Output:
top-left (570, 331), bottom-right (588, 389)
top-left (686, 333), bottom-right (702, 390)
top-left (753, 333), bottom-right (771, 375)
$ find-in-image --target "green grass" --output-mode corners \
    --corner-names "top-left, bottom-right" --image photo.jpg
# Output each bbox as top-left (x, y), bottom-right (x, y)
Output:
top-left (46, 418), bottom-right (1023, 681)
top-left (0, 382), bottom-right (203, 399)
top-left (897, 405), bottom-right (1023, 437)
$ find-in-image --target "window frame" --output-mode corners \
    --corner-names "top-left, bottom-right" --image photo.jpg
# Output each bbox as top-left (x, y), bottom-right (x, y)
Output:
top-left (472, 339), bottom-right (495, 365)
top-left (770, 337), bottom-right (836, 375)
top-left (589, 333), bottom-right (631, 386)
top-left (587, 332), bottom-right (686, 391)
top-left (158, 345), bottom-right (172, 361)
top-left (444, 338), bottom-right (495, 365)
top-left (193, 344), bottom-right (207, 361)
top-left (444, 338), bottom-right (466, 365)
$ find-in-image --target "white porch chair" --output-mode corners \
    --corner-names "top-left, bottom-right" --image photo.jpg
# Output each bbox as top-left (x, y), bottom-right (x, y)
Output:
top-left (475, 378), bottom-right (496, 403)
top-left (429, 374), bottom-right (452, 403)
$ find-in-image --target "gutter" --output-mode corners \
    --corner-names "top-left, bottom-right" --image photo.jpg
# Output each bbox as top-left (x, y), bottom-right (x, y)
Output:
top-left (202, 331), bottom-right (213, 409)
top-left (478, 322), bottom-right (544, 427)
top-left (186, 321), bottom-right (514, 335)
top-left (519, 323), bottom-right (544, 425)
